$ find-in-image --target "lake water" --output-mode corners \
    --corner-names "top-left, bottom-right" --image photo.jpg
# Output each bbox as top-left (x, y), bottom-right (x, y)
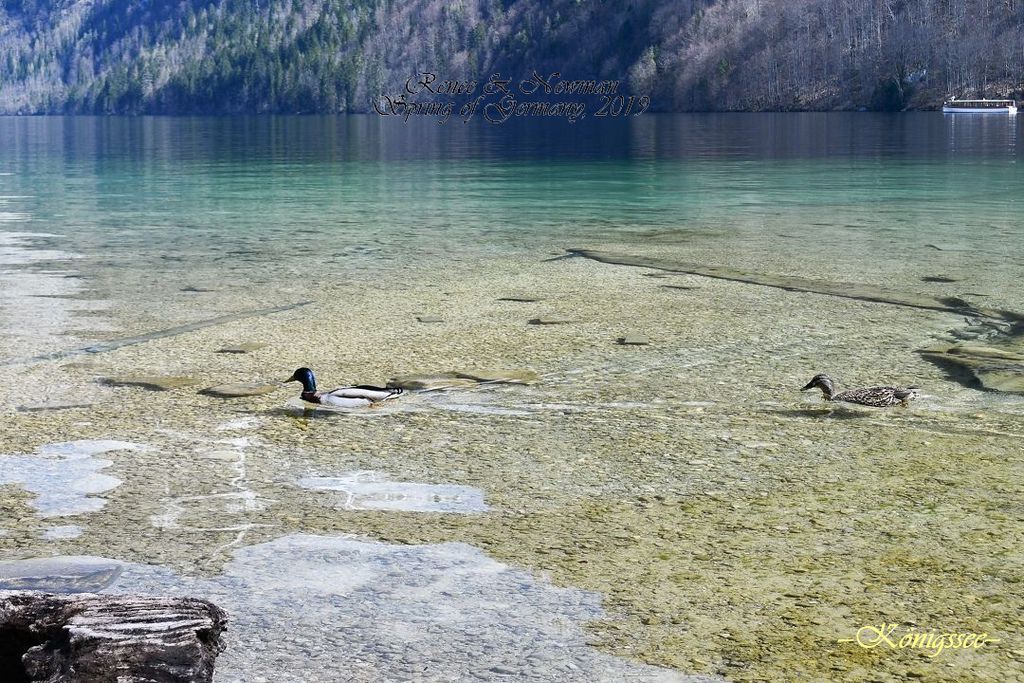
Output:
top-left (0, 114), bottom-right (1021, 682)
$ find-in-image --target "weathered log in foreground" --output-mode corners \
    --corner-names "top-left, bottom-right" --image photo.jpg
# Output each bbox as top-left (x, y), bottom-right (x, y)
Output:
top-left (0, 591), bottom-right (227, 683)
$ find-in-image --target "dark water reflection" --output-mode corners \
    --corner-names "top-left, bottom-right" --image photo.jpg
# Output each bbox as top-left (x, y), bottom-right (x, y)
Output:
top-left (0, 113), bottom-right (1019, 165)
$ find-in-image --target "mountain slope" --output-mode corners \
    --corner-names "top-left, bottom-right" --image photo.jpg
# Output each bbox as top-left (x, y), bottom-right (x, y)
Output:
top-left (0, 0), bottom-right (1021, 114)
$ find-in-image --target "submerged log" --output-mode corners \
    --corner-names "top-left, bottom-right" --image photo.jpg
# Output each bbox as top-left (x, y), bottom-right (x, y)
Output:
top-left (0, 591), bottom-right (227, 683)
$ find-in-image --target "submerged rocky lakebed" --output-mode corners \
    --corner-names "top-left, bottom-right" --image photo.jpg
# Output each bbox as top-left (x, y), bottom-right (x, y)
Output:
top-left (1, 239), bottom-right (1022, 682)
top-left (2, 113), bottom-right (1023, 682)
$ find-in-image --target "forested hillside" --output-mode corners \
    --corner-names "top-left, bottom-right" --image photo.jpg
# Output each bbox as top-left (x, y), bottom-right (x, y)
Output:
top-left (0, 0), bottom-right (1021, 114)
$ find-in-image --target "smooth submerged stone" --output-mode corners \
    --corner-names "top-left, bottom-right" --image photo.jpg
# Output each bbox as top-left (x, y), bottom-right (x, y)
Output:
top-left (200, 382), bottom-right (279, 398)
top-left (920, 343), bottom-right (954, 355)
top-left (946, 344), bottom-right (1024, 361)
top-left (216, 342), bottom-right (266, 354)
top-left (59, 361), bottom-right (98, 369)
top-left (951, 326), bottom-right (994, 340)
top-left (101, 375), bottom-right (202, 391)
top-left (0, 556), bottom-right (123, 593)
top-left (974, 369), bottom-right (1024, 393)
top-left (919, 343), bottom-right (1024, 393)
top-left (617, 335), bottom-right (650, 346)
top-left (453, 369), bottom-right (540, 385)
top-left (387, 374), bottom-right (478, 391)
top-left (388, 369), bottom-right (539, 390)
top-left (528, 316), bottom-right (574, 325)
top-left (16, 402), bottom-right (94, 412)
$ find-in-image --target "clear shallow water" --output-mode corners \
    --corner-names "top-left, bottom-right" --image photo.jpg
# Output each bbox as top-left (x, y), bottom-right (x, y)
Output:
top-left (1, 114), bottom-right (1023, 682)
top-left (0, 539), bottom-right (706, 682)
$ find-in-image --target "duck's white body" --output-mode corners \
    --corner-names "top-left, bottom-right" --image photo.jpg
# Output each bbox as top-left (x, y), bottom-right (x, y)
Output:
top-left (307, 385), bottom-right (403, 408)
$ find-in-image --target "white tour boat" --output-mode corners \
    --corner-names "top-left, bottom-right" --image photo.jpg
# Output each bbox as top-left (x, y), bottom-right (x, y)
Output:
top-left (942, 98), bottom-right (1018, 114)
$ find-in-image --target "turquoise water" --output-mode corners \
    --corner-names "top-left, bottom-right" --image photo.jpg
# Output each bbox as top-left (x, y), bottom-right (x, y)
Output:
top-left (3, 113), bottom-right (1023, 361)
top-left (2, 116), bottom-right (1021, 242)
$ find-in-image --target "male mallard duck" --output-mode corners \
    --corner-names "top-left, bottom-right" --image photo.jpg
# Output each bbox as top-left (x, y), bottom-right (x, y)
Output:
top-left (286, 367), bottom-right (403, 408)
top-left (801, 373), bottom-right (919, 407)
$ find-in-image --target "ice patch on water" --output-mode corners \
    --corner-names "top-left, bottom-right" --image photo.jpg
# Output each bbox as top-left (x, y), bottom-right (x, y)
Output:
top-left (87, 534), bottom-right (709, 682)
top-left (215, 416), bottom-right (264, 431)
top-left (0, 440), bottom-right (147, 516)
top-left (298, 471), bottom-right (488, 513)
top-left (43, 525), bottom-right (84, 540)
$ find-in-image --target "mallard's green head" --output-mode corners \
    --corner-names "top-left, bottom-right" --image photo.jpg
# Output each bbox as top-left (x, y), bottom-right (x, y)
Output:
top-left (286, 367), bottom-right (317, 392)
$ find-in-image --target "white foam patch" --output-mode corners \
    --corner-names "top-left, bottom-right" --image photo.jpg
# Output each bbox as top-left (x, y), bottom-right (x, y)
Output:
top-left (93, 534), bottom-right (710, 682)
top-left (298, 471), bottom-right (489, 513)
top-left (0, 440), bottom-right (148, 517)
